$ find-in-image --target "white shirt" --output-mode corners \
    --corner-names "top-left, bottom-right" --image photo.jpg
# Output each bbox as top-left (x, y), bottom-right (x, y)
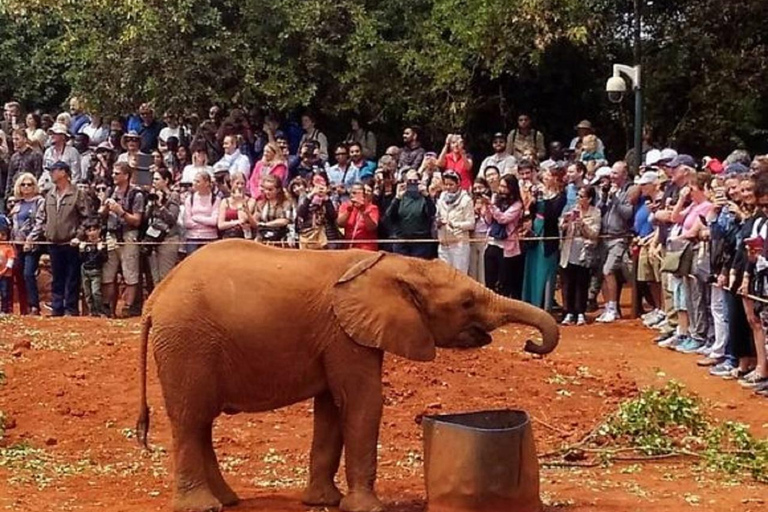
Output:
top-left (181, 164), bottom-right (214, 184)
top-left (159, 126), bottom-right (182, 144)
top-left (215, 149), bottom-right (252, 179)
top-left (479, 152), bottom-right (517, 178)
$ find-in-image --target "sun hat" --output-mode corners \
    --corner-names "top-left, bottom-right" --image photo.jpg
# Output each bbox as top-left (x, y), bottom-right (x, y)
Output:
top-left (575, 120), bottom-right (594, 131)
top-left (120, 130), bottom-right (142, 150)
top-left (590, 166), bottom-right (612, 185)
top-left (48, 123), bottom-right (70, 137)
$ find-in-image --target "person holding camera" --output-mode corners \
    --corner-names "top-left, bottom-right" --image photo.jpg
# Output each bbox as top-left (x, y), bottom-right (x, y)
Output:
top-left (338, 183), bottom-right (379, 251)
top-left (436, 171), bottom-right (474, 273)
top-left (469, 177), bottom-right (492, 283)
top-left (144, 169), bottom-right (181, 283)
top-left (386, 168), bottom-right (436, 259)
top-left (559, 186), bottom-right (602, 326)
top-left (483, 174), bottom-right (525, 299)
top-left (438, 134), bottom-right (473, 191)
top-left (296, 172), bottom-right (338, 250)
top-left (372, 168), bottom-right (398, 252)
top-left (99, 161), bottom-right (145, 318)
top-left (218, 171), bottom-right (257, 239)
top-left (255, 175), bottom-right (293, 246)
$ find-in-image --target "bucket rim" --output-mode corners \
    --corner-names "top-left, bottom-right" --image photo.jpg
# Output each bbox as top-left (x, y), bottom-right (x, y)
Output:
top-left (422, 409), bottom-right (531, 432)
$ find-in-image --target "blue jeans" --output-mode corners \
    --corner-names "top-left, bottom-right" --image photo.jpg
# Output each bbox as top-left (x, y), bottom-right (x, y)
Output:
top-left (0, 276), bottom-right (10, 313)
top-left (49, 244), bottom-right (81, 316)
top-left (19, 249), bottom-right (42, 310)
top-left (185, 238), bottom-right (215, 256)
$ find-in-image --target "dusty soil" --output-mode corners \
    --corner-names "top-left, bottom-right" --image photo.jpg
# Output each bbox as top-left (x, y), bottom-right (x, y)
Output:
top-left (0, 312), bottom-right (766, 512)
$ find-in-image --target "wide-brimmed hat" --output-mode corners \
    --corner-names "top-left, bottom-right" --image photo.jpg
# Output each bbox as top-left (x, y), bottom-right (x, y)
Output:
top-left (575, 120), bottom-right (594, 131)
top-left (95, 141), bottom-right (115, 153)
top-left (590, 166), bottom-right (612, 185)
top-left (48, 123), bottom-right (70, 137)
top-left (120, 130), bottom-right (142, 150)
top-left (637, 171), bottom-right (660, 185)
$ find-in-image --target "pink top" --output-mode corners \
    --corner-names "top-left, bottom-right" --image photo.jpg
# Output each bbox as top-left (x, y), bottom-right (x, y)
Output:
top-left (681, 200), bottom-right (713, 237)
top-left (183, 192), bottom-right (221, 240)
top-left (250, 161), bottom-right (288, 199)
top-left (484, 201), bottom-right (524, 258)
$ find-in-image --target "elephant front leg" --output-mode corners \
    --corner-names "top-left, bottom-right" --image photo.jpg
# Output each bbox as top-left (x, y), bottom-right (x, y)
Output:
top-left (302, 391), bottom-right (344, 507)
top-left (338, 391), bottom-right (385, 512)
top-left (171, 423), bottom-right (223, 512)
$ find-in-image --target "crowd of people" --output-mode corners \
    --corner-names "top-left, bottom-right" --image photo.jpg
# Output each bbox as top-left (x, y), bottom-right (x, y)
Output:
top-left (1, 99), bottom-right (767, 397)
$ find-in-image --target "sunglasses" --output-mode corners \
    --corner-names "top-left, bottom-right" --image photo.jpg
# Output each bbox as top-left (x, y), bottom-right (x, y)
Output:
top-left (20, 182), bottom-right (35, 188)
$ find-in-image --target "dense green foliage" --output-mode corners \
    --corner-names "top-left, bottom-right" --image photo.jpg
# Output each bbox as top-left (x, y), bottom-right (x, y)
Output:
top-left (1, 0), bottom-right (766, 155)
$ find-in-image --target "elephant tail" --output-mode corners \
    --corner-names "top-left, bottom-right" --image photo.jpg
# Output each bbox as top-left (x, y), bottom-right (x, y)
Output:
top-left (136, 313), bottom-right (152, 450)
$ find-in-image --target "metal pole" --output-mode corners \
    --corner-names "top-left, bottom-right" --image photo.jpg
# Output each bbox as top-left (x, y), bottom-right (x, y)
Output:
top-left (631, 0), bottom-right (643, 319)
top-left (633, 0), bottom-right (643, 172)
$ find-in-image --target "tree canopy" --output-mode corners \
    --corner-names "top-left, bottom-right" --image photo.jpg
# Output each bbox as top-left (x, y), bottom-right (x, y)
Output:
top-left (1, 0), bottom-right (766, 156)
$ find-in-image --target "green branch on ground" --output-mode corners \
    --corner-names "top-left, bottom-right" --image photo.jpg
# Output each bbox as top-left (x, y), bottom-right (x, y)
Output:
top-left (541, 381), bottom-right (768, 483)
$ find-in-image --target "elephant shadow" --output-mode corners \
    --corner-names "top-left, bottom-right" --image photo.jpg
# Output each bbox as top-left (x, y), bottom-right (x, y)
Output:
top-left (234, 494), bottom-right (426, 511)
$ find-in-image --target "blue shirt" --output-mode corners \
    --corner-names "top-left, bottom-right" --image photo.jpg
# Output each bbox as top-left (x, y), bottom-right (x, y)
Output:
top-left (564, 183), bottom-right (579, 211)
top-left (327, 164), bottom-right (360, 189)
top-left (633, 198), bottom-right (654, 237)
top-left (351, 159), bottom-right (376, 181)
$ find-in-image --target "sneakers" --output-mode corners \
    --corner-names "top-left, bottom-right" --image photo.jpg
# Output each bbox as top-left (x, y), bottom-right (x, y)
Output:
top-left (738, 371), bottom-right (768, 388)
top-left (654, 330), bottom-right (676, 343)
top-left (576, 314), bottom-right (587, 326)
top-left (643, 310), bottom-right (666, 327)
top-left (561, 314), bottom-right (575, 326)
top-left (676, 338), bottom-right (705, 354)
top-left (709, 360), bottom-right (736, 377)
top-left (697, 356), bottom-right (723, 367)
top-left (659, 335), bottom-right (686, 349)
top-left (723, 367), bottom-right (754, 381)
top-left (596, 309), bottom-right (618, 323)
top-left (653, 319), bottom-right (670, 331)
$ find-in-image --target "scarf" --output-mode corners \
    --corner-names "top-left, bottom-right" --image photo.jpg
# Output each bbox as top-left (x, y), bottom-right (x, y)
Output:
top-left (442, 190), bottom-right (461, 206)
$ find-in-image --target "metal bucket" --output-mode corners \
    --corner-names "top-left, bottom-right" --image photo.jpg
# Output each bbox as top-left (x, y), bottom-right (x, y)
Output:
top-left (422, 410), bottom-right (541, 512)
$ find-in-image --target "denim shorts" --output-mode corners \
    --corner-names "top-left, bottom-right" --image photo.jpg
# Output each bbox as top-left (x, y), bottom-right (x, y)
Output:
top-left (669, 275), bottom-right (688, 312)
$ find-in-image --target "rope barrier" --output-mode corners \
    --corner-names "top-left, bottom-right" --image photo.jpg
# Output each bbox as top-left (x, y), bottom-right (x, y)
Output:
top-left (11, 233), bottom-right (635, 247)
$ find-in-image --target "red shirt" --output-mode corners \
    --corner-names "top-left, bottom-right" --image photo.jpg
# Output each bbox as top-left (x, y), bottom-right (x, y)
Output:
top-left (343, 203), bottom-right (380, 251)
top-left (0, 244), bottom-right (15, 278)
top-left (445, 152), bottom-right (473, 190)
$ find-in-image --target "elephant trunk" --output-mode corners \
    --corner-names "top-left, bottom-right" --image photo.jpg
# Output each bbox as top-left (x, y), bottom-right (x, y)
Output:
top-left (482, 289), bottom-right (560, 355)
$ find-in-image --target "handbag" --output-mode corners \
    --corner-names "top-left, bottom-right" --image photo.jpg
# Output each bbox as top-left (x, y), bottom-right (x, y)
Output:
top-left (488, 221), bottom-right (508, 241)
top-left (661, 239), bottom-right (693, 277)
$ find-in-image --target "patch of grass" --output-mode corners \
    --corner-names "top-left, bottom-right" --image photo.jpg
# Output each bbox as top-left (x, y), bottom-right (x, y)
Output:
top-left (544, 382), bottom-right (768, 484)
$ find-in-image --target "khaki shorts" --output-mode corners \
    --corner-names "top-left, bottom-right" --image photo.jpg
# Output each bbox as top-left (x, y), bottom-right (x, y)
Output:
top-left (601, 238), bottom-right (628, 276)
top-left (102, 231), bottom-right (141, 286)
top-left (637, 244), bottom-right (661, 282)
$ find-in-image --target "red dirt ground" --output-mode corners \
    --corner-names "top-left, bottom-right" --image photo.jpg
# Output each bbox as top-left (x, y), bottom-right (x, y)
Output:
top-left (0, 314), bottom-right (766, 512)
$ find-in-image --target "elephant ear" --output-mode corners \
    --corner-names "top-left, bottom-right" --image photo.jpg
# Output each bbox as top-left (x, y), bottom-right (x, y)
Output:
top-left (332, 253), bottom-right (436, 362)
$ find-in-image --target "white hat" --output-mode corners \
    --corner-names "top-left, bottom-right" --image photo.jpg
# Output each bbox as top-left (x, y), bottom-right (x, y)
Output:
top-left (658, 148), bottom-right (678, 164)
top-left (48, 123), bottom-right (70, 137)
top-left (645, 149), bottom-right (662, 168)
top-left (590, 166), bottom-right (612, 185)
top-left (637, 171), bottom-right (660, 185)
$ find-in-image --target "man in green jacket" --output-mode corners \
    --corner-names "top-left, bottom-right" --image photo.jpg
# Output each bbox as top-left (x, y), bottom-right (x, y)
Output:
top-left (386, 168), bottom-right (436, 259)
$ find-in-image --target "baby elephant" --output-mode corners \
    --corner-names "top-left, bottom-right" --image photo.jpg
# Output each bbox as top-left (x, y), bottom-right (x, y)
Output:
top-left (136, 240), bottom-right (558, 512)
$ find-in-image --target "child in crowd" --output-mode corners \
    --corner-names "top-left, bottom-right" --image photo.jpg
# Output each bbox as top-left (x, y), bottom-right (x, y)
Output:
top-left (0, 216), bottom-right (15, 314)
top-left (79, 218), bottom-right (108, 317)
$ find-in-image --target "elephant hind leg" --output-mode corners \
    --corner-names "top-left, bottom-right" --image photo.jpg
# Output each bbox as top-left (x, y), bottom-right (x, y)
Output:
top-left (302, 391), bottom-right (344, 507)
top-left (202, 425), bottom-right (239, 506)
top-left (171, 422), bottom-right (223, 512)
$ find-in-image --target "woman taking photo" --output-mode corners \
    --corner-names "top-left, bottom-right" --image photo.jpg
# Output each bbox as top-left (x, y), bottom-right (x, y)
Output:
top-left (469, 177), bottom-right (492, 283)
top-left (559, 186), bottom-right (601, 326)
top-left (522, 168), bottom-right (567, 310)
top-left (145, 169), bottom-right (181, 283)
top-left (218, 171), bottom-right (258, 240)
top-left (438, 134), bottom-right (473, 191)
top-left (436, 170), bottom-right (475, 273)
top-left (338, 183), bottom-right (380, 251)
top-left (483, 174), bottom-right (525, 299)
top-left (11, 173), bottom-right (45, 315)
top-left (183, 170), bottom-right (221, 254)
top-left (296, 172), bottom-right (339, 250)
top-left (250, 142), bottom-right (288, 198)
top-left (256, 175), bottom-right (293, 246)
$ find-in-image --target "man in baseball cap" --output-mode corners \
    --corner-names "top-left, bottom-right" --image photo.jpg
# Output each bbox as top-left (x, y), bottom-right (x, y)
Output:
top-left (479, 132), bottom-right (516, 178)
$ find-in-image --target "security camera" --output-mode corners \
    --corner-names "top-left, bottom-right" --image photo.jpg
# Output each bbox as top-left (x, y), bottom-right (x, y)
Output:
top-left (606, 76), bottom-right (626, 103)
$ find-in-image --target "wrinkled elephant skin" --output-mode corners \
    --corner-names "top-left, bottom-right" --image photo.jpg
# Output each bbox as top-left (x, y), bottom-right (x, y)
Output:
top-left (135, 240), bottom-right (559, 512)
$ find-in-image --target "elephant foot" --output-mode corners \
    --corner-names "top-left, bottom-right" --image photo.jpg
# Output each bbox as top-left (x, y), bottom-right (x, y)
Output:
top-left (173, 487), bottom-right (223, 512)
top-left (339, 490), bottom-right (384, 512)
top-left (302, 481), bottom-right (343, 507)
top-left (212, 484), bottom-right (239, 507)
